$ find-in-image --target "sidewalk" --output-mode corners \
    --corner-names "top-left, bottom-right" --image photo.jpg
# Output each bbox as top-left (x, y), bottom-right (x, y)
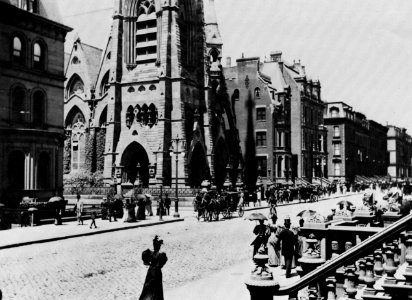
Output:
top-left (165, 259), bottom-right (300, 300)
top-left (0, 214), bottom-right (185, 250)
top-left (0, 192), bottom-right (357, 250)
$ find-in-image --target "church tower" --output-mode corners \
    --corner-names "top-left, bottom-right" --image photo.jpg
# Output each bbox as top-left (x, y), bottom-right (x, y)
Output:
top-left (64, 0), bottom-right (241, 189)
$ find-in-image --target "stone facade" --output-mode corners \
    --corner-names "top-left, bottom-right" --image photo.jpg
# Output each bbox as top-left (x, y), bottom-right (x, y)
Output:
top-left (387, 125), bottom-right (412, 179)
top-left (63, 0), bottom-right (240, 188)
top-left (0, 0), bottom-right (71, 203)
top-left (324, 102), bottom-right (388, 183)
top-left (224, 52), bottom-right (327, 185)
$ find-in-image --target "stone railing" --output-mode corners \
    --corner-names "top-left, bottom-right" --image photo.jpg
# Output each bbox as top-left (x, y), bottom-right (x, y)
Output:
top-left (269, 214), bottom-right (412, 299)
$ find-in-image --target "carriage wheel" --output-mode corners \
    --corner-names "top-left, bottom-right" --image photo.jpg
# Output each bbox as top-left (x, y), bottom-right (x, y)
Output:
top-left (222, 209), bottom-right (229, 219)
top-left (238, 206), bottom-right (244, 217)
top-left (227, 209), bottom-right (232, 219)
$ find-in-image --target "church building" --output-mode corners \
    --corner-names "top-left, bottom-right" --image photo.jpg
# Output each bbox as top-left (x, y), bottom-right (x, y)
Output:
top-left (63, 0), bottom-right (241, 189)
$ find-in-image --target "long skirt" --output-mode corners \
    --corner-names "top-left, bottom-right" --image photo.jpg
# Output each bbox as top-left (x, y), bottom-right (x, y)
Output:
top-left (267, 235), bottom-right (281, 266)
top-left (139, 266), bottom-right (164, 300)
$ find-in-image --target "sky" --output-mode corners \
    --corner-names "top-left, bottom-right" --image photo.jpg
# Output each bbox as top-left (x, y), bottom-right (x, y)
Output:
top-left (58, 0), bottom-right (412, 132)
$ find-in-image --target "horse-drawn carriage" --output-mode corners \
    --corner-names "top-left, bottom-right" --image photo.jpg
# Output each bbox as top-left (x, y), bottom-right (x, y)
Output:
top-left (219, 191), bottom-right (244, 219)
top-left (298, 185), bottom-right (321, 202)
top-left (193, 190), bottom-right (244, 221)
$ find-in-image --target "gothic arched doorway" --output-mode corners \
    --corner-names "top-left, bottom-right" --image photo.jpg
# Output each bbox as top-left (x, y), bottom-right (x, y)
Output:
top-left (121, 142), bottom-right (149, 187)
top-left (213, 138), bottom-right (229, 188)
top-left (189, 143), bottom-right (208, 188)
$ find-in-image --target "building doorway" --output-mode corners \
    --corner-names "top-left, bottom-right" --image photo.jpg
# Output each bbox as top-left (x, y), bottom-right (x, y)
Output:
top-left (189, 143), bottom-right (208, 187)
top-left (213, 138), bottom-right (229, 188)
top-left (121, 142), bottom-right (149, 187)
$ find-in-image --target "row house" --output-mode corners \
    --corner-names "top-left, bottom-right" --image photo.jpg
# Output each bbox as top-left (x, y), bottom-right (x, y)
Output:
top-left (324, 102), bottom-right (388, 183)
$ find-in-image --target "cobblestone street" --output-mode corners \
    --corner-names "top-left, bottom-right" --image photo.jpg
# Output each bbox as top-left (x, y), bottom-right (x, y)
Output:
top-left (0, 194), bottom-right (362, 300)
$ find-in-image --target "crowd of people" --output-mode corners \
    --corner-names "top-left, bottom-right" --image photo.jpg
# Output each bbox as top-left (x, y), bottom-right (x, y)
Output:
top-left (251, 214), bottom-right (304, 278)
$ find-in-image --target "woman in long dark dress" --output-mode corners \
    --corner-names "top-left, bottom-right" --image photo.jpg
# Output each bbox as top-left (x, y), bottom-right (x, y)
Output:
top-left (139, 236), bottom-right (168, 300)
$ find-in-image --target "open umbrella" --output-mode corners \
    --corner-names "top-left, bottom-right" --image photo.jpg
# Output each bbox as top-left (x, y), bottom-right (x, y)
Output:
top-left (296, 209), bottom-right (317, 218)
top-left (337, 200), bottom-right (354, 207)
top-left (245, 212), bottom-right (267, 221)
top-left (49, 196), bottom-right (63, 203)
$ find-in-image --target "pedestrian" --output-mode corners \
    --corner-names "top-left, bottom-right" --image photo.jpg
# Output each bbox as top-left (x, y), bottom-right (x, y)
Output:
top-left (276, 216), bottom-right (297, 278)
top-left (257, 189), bottom-right (261, 206)
top-left (164, 194), bottom-right (171, 216)
top-left (108, 200), bottom-right (117, 222)
top-left (299, 217), bottom-right (304, 228)
top-left (293, 226), bottom-right (304, 267)
top-left (250, 219), bottom-right (271, 258)
top-left (252, 191), bottom-right (257, 207)
top-left (267, 214), bottom-right (281, 267)
top-left (90, 211), bottom-right (97, 229)
top-left (74, 194), bottom-right (84, 225)
top-left (139, 235), bottom-right (168, 300)
top-left (145, 194), bottom-right (153, 216)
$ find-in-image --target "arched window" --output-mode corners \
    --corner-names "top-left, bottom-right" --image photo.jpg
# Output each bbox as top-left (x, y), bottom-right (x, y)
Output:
top-left (33, 42), bottom-right (44, 70)
top-left (65, 106), bottom-right (85, 129)
top-left (148, 103), bottom-right (157, 127)
top-left (126, 106), bottom-right (135, 128)
top-left (13, 37), bottom-right (23, 62)
top-left (8, 150), bottom-right (25, 189)
top-left (71, 56), bottom-right (80, 64)
top-left (233, 89), bottom-right (240, 101)
top-left (37, 152), bottom-right (50, 189)
top-left (135, 105), bottom-right (142, 123)
top-left (141, 104), bottom-right (148, 125)
top-left (100, 71), bottom-right (110, 96)
top-left (32, 90), bottom-right (46, 127)
top-left (67, 75), bottom-right (84, 98)
top-left (210, 48), bottom-right (219, 63)
top-left (12, 86), bottom-right (26, 124)
top-left (125, 0), bottom-right (157, 66)
top-left (254, 87), bottom-right (261, 98)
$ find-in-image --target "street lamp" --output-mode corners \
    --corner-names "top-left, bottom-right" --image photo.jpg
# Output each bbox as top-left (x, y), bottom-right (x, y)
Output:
top-left (134, 163), bottom-right (142, 187)
top-left (223, 163), bottom-right (232, 190)
top-left (169, 136), bottom-right (185, 218)
top-left (316, 158), bottom-right (326, 188)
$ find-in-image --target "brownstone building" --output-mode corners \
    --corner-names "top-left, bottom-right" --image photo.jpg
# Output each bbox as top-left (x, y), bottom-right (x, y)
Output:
top-left (63, 0), bottom-right (240, 188)
top-left (324, 102), bottom-right (388, 183)
top-left (387, 125), bottom-right (412, 180)
top-left (0, 0), bottom-right (71, 203)
top-left (224, 51), bottom-right (327, 185)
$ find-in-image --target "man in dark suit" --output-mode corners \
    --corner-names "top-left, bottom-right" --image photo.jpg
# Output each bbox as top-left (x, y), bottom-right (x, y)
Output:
top-left (276, 216), bottom-right (297, 278)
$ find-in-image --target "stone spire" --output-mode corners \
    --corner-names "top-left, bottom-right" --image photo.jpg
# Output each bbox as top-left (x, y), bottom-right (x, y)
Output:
top-left (205, 0), bottom-right (223, 47)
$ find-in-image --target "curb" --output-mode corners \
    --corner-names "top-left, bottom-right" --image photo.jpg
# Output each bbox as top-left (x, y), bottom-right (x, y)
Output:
top-left (242, 193), bottom-right (360, 212)
top-left (0, 218), bottom-right (184, 250)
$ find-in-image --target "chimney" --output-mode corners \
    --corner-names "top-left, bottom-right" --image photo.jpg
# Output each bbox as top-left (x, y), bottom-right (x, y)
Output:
top-left (270, 51), bottom-right (282, 62)
top-left (226, 57), bottom-right (231, 67)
